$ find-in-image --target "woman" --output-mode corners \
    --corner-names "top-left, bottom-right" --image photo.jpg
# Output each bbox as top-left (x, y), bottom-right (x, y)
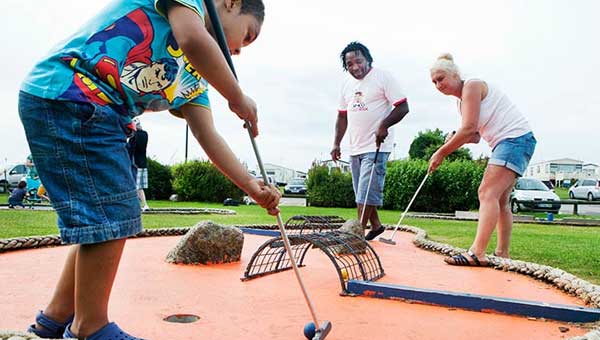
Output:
top-left (428, 53), bottom-right (536, 266)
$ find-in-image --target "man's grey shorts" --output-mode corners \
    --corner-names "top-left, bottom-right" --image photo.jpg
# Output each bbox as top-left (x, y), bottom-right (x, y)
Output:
top-left (350, 152), bottom-right (390, 206)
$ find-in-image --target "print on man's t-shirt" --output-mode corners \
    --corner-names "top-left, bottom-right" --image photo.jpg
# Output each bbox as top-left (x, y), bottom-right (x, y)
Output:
top-left (351, 91), bottom-right (368, 111)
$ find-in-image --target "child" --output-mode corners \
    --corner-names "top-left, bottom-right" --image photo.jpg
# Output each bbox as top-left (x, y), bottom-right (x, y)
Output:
top-left (19, 0), bottom-right (278, 339)
top-left (37, 184), bottom-right (50, 202)
top-left (8, 180), bottom-right (27, 208)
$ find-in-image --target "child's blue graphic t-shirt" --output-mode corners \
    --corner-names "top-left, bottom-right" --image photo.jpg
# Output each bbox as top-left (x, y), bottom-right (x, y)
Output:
top-left (21, 0), bottom-right (210, 117)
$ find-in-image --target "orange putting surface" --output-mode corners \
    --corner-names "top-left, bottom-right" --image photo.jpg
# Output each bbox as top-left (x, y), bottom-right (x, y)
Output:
top-left (0, 229), bottom-right (588, 339)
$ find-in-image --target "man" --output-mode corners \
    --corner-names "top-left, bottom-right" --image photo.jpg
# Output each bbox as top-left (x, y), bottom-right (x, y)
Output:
top-left (128, 118), bottom-right (150, 211)
top-left (331, 42), bottom-right (409, 240)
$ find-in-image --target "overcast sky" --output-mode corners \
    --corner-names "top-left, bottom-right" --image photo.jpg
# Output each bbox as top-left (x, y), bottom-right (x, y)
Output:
top-left (2, 0), bottom-right (599, 172)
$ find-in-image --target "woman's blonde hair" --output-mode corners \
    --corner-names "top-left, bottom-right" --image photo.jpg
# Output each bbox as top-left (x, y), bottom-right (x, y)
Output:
top-left (430, 53), bottom-right (460, 77)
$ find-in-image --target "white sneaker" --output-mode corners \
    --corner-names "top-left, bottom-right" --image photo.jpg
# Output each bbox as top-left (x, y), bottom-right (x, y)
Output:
top-left (142, 206), bottom-right (150, 212)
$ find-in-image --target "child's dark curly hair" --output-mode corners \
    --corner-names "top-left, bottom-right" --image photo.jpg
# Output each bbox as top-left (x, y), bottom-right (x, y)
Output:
top-left (241, 0), bottom-right (265, 23)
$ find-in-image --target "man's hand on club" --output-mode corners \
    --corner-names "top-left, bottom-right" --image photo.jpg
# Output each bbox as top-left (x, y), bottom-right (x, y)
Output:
top-left (330, 145), bottom-right (341, 162)
top-left (376, 125), bottom-right (388, 146)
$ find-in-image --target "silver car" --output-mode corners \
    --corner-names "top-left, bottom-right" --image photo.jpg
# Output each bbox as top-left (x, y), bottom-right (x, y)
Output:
top-left (569, 179), bottom-right (600, 201)
top-left (284, 178), bottom-right (307, 195)
top-left (510, 177), bottom-right (561, 213)
top-left (0, 163), bottom-right (28, 193)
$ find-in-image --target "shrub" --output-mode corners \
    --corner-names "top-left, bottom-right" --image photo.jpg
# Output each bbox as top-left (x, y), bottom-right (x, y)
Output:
top-left (383, 159), bottom-right (485, 213)
top-left (306, 165), bottom-right (355, 208)
top-left (172, 160), bottom-right (244, 202)
top-left (147, 158), bottom-right (173, 200)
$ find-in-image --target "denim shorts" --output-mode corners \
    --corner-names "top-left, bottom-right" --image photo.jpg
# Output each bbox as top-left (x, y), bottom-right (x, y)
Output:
top-left (18, 91), bottom-right (142, 244)
top-left (350, 152), bottom-right (390, 206)
top-left (489, 131), bottom-right (536, 177)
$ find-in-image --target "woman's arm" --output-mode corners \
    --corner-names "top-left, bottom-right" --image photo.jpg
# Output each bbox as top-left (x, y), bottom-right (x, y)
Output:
top-left (428, 80), bottom-right (484, 173)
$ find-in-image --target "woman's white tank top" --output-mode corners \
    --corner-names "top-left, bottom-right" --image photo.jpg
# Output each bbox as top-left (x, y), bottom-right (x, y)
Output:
top-left (460, 80), bottom-right (531, 148)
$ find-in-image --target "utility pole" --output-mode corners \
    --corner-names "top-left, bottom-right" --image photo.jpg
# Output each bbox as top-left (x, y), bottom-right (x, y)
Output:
top-left (184, 124), bottom-right (189, 163)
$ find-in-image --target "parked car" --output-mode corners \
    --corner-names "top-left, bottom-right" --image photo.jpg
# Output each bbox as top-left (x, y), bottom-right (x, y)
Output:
top-left (0, 163), bottom-right (28, 193)
top-left (510, 177), bottom-right (561, 214)
top-left (568, 179), bottom-right (600, 201)
top-left (223, 198), bottom-right (240, 206)
top-left (243, 195), bottom-right (257, 205)
top-left (284, 178), bottom-right (307, 195)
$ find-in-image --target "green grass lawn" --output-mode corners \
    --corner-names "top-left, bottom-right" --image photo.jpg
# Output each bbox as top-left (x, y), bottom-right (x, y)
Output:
top-left (1, 199), bottom-right (599, 284)
top-left (555, 187), bottom-right (570, 200)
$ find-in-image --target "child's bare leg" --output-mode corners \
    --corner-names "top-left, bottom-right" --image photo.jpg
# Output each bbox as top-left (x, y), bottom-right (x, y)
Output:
top-left (69, 238), bottom-right (126, 337)
top-left (34, 246), bottom-right (77, 331)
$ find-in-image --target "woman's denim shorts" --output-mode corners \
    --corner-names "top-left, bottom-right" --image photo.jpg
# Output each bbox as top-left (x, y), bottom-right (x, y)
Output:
top-left (18, 91), bottom-right (142, 244)
top-left (489, 131), bottom-right (536, 177)
top-left (350, 152), bottom-right (390, 206)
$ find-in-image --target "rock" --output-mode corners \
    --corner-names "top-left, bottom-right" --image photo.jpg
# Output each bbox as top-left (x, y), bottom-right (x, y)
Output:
top-left (336, 219), bottom-right (367, 254)
top-left (166, 221), bottom-right (243, 265)
top-left (169, 194), bottom-right (179, 202)
top-left (339, 219), bottom-right (364, 238)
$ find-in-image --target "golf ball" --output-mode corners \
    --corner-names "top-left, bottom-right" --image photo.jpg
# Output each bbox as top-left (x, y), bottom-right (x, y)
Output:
top-left (304, 322), bottom-right (316, 339)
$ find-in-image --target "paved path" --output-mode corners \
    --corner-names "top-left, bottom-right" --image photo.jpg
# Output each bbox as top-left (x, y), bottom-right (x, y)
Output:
top-left (0, 230), bottom-right (590, 339)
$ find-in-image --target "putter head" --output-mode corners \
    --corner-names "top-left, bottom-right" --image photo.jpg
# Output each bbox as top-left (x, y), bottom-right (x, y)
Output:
top-left (313, 321), bottom-right (332, 340)
top-left (378, 237), bottom-right (396, 245)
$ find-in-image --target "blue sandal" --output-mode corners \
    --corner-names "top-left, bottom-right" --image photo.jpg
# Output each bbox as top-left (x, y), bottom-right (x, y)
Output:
top-left (64, 322), bottom-right (146, 340)
top-left (27, 311), bottom-right (73, 338)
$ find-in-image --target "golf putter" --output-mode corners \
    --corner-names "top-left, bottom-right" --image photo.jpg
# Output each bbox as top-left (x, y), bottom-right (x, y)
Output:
top-left (379, 173), bottom-right (429, 245)
top-left (203, 1), bottom-right (331, 339)
top-left (359, 147), bottom-right (380, 226)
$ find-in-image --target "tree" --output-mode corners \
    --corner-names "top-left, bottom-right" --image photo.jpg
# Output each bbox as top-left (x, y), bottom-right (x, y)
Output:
top-left (408, 129), bottom-right (472, 161)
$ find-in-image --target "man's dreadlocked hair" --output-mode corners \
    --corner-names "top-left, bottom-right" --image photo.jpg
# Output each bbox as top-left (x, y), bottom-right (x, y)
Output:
top-left (240, 0), bottom-right (265, 24)
top-left (340, 41), bottom-right (373, 71)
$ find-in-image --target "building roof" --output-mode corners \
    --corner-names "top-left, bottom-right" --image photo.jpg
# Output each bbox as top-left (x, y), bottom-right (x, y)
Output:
top-left (263, 163), bottom-right (304, 172)
top-left (529, 158), bottom-right (583, 166)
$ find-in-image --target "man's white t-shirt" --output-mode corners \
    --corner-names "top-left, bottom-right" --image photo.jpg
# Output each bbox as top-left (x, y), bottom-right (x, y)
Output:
top-left (338, 67), bottom-right (406, 156)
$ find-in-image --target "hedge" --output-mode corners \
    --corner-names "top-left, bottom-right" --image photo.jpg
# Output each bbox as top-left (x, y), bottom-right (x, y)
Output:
top-left (147, 158), bottom-right (173, 200)
top-left (306, 165), bottom-right (355, 208)
top-left (306, 159), bottom-right (486, 212)
top-left (383, 159), bottom-right (485, 213)
top-left (172, 160), bottom-right (244, 202)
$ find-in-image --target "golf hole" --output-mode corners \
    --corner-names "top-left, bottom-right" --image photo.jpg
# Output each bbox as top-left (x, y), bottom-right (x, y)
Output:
top-left (163, 314), bottom-right (201, 323)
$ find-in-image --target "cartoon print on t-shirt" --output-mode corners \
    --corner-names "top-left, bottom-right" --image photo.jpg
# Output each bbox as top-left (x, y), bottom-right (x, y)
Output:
top-left (58, 8), bottom-right (206, 113)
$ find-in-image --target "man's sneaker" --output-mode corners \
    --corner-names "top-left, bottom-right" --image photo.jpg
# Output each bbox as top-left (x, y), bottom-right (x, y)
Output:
top-left (365, 226), bottom-right (386, 241)
top-left (142, 206), bottom-right (150, 212)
